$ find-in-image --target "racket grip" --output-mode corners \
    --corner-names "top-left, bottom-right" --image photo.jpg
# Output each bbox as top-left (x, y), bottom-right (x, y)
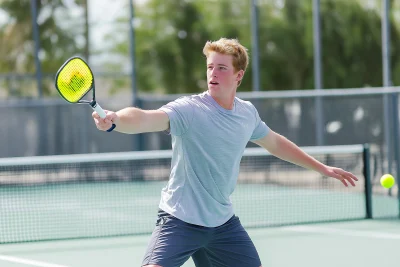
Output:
top-left (91, 102), bottom-right (116, 132)
top-left (92, 103), bottom-right (106, 118)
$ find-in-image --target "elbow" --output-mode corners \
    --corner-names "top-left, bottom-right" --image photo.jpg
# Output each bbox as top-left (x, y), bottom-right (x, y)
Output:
top-left (263, 132), bottom-right (283, 155)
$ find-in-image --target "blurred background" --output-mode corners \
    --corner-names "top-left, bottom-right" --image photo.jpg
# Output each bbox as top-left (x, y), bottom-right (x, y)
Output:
top-left (2, 0), bottom-right (400, 178)
top-left (1, 0), bottom-right (400, 157)
top-left (2, 0), bottom-right (400, 184)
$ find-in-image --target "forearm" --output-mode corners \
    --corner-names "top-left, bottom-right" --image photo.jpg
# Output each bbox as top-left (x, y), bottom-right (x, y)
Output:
top-left (269, 135), bottom-right (326, 173)
top-left (112, 107), bottom-right (169, 134)
top-left (254, 131), bottom-right (357, 186)
top-left (114, 107), bottom-right (145, 134)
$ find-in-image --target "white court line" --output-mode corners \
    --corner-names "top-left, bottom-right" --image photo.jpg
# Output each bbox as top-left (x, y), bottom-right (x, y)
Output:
top-left (283, 225), bottom-right (400, 240)
top-left (0, 255), bottom-right (69, 267)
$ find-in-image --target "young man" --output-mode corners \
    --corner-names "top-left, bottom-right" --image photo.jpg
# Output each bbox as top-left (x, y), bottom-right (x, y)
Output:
top-left (93, 38), bottom-right (358, 267)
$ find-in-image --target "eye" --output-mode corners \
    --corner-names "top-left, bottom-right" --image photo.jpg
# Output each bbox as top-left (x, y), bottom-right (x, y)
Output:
top-left (207, 66), bottom-right (213, 70)
top-left (219, 66), bottom-right (227, 70)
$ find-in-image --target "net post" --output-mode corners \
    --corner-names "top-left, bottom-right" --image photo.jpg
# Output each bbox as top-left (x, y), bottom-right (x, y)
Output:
top-left (390, 93), bottom-right (400, 218)
top-left (363, 143), bottom-right (373, 219)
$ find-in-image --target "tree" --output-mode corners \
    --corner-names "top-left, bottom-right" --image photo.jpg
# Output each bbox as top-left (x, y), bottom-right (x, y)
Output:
top-left (109, 0), bottom-right (400, 94)
top-left (108, 0), bottom-right (251, 94)
top-left (2, 0), bottom-right (400, 96)
top-left (253, 0), bottom-right (400, 147)
top-left (255, 0), bottom-right (399, 91)
top-left (0, 0), bottom-right (86, 96)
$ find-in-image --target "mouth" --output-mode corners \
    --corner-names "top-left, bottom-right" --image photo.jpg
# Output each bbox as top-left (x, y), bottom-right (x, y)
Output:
top-left (209, 81), bottom-right (219, 85)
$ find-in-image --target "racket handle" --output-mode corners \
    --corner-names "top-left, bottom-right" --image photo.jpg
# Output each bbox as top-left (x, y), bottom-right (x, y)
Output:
top-left (92, 102), bottom-right (106, 118)
top-left (91, 102), bottom-right (116, 132)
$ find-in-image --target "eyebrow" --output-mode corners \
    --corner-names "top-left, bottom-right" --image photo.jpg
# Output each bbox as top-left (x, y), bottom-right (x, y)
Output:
top-left (207, 63), bottom-right (229, 67)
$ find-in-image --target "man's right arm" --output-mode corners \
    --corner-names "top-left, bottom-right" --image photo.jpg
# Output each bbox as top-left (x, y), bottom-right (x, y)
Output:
top-left (92, 107), bottom-right (169, 134)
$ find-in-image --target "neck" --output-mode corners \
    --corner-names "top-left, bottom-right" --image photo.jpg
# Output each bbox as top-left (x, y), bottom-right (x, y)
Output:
top-left (208, 90), bottom-right (236, 110)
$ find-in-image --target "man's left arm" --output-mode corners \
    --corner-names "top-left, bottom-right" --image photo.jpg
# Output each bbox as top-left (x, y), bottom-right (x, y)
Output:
top-left (252, 130), bottom-right (358, 187)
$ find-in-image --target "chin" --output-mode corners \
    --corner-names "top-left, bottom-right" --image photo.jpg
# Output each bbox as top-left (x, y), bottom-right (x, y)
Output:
top-left (208, 87), bottom-right (219, 96)
top-left (208, 85), bottom-right (220, 92)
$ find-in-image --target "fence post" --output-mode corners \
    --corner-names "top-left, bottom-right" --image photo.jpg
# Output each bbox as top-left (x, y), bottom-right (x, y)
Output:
top-left (313, 0), bottom-right (324, 146)
top-left (129, 0), bottom-right (141, 151)
top-left (30, 0), bottom-right (43, 98)
top-left (250, 0), bottom-right (260, 92)
top-left (390, 94), bottom-right (400, 217)
top-left (363, 144), bottom-right (373, 219)
top-left (382, 0), bottom-right (393, 176)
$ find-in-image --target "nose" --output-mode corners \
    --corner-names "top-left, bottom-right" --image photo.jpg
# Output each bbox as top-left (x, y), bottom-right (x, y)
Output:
top-left (210, 68), bottom-right (217, 78)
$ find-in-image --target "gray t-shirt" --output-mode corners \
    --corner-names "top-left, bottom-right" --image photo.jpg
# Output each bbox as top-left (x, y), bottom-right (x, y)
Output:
top-left (158, 91), bottom-right (270, 227)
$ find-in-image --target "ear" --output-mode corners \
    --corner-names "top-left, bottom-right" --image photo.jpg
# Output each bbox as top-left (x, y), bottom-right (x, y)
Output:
top-left (236, 70), bottom-right (245, 82)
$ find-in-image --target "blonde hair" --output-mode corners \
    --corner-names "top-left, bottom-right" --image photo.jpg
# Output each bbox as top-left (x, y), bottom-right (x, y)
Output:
top-left (203, 38), bottom-right (249, 73)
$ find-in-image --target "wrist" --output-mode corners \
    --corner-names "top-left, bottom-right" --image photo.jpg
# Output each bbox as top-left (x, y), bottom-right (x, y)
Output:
top-left (316, 163), bottom-right (329, 175)
top-left (107, 124), bottom-right (116, 132)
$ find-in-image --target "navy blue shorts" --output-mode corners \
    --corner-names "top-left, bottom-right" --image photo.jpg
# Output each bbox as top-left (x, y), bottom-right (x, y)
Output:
top-left (141, 209), bottom-right (262, 267)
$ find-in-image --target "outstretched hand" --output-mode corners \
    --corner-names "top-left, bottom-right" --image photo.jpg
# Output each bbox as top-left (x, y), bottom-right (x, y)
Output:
top-left (92, 110), bottom-right (118, 131)
top-left (321, 166), bottom-right (358, 187)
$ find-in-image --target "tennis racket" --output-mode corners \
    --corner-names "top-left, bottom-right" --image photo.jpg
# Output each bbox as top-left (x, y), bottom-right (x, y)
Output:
top-left (55, 56), bottom-right (115, 132)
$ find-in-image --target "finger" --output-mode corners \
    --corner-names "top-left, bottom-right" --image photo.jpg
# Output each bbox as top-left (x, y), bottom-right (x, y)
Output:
top-left (107, 112), bottom-right (117, 122)
top-left (96, 118), bottom-right (108, 125)
top-left (351, 174), bottom-right (358, 181)
top-left (344, 176), bottom-right (356, 187)
top-left (340, 178), bottom-right (348, 187)
top-left (332, 172), bottom-right (349, 187)
top-left (336, 172), bottom-right (355, 187)
top-left (94, 118), bottom-right (110, 130)
top-left (336, 169), bottom-right (358, 181)
top-left (341, 171), bottom-right (358, 181)
top-left (92, 111), bottom-right (100, 119)
top-left (334, 169), bottom-right (358, 183)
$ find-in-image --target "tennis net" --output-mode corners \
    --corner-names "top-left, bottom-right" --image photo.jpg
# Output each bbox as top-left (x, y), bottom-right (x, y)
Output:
top-left (0, 144), bottom-right (371, 243)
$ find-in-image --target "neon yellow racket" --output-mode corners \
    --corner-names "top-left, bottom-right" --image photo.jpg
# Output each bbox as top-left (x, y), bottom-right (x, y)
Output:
top-left (55, 57), bottom-right (115, 132)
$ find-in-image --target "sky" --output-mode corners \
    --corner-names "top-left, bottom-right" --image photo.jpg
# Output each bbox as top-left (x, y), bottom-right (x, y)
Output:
top-left (0, 8), bottom-right (7, 26)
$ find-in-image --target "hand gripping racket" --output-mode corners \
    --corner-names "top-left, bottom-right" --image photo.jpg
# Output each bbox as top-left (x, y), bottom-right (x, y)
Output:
top-left (55, 57), bottom-right (115, 132)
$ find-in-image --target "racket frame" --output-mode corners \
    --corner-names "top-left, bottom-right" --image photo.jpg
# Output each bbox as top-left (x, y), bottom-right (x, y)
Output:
top-left (55, 56), bottom-right (96, 105)
top-left (55, 56), bottom-right (115, 132)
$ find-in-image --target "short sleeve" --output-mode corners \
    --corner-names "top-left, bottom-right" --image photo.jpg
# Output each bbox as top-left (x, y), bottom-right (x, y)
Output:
top-left (250, 106), bottom-right (270, 141)
top-left (158, 97), bottom-right (194, 136)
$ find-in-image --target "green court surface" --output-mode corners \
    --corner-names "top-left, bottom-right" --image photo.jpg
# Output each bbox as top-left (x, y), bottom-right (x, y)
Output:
top-left (1, 170), bottom-right (399, 267)
top-left (1, 220), bottom-right (400, 267)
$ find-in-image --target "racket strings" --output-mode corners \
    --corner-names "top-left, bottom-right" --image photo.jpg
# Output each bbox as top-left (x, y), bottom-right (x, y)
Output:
top-left (56, 58), bottom-right (93, 103)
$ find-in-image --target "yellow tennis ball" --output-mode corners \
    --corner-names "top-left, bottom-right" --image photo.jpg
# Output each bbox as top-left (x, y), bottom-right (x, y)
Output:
top-left (380, 174), bottom-right (395, 189)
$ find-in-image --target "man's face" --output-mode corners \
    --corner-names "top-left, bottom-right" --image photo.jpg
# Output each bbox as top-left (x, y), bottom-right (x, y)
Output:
top-left (206, 52), bottom-right (243, 96)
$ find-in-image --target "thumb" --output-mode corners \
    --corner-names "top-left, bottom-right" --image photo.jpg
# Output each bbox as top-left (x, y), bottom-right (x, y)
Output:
top-left (107, 111), bottom-right (118, 122)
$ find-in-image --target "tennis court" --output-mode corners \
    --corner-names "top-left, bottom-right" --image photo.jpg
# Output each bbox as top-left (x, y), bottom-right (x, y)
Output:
top-left (1, 145), bottom-right (399, 266)
top-left (1, 220), bottom-right (400, 267)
